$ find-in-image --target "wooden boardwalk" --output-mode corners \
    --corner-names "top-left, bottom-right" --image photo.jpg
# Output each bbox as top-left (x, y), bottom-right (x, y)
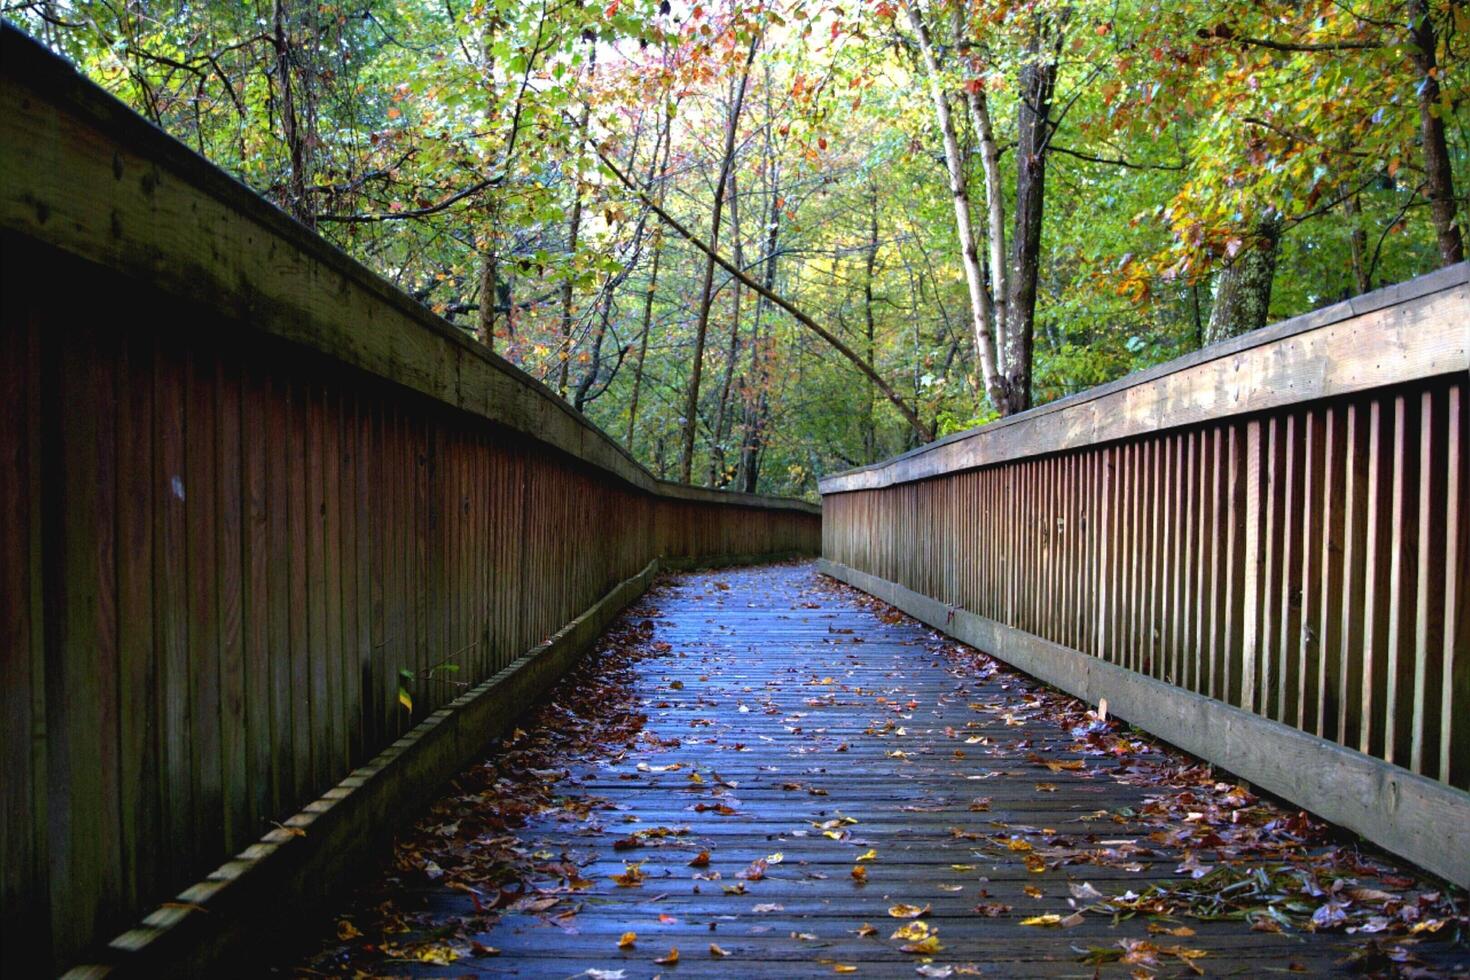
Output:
top-left (289, 564), bottom-right (1468, 977)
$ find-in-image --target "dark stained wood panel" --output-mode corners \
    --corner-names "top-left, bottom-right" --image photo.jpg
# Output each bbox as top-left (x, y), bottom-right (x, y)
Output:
top-left (0, 243), bottom-right (817, 976)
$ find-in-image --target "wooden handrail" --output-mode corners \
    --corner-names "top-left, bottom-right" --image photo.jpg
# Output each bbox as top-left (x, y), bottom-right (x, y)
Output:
top-left (820, 264), bottom-right (1469, 887)
top-left (0, 23), bottom-right (817, 975)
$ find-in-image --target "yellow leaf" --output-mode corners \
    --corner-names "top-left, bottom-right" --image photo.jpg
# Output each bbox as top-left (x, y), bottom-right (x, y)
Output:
top-left (654, 947), bottom-right (679, 965)
top-left (1021, 914), bottom-right (1062, 927)
top-left (901, 935), bottom-right (943, 954)
top-left (856, 849), bottom-right (878, 861)
top-left (834, 967), bottom-right (858, 974)
top-left (336, 920), bottom-right (362, 940)
top-left (414, 945), bottom-right (459, 964)
top-left (891, 921), bottom-right (932, 942)
top-left (618, 931), bottom-right (636, 948)
top-left (888, 903), bottom-right (930, 918)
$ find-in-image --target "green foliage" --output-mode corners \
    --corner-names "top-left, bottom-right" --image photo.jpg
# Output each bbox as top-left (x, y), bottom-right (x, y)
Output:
top-left (11, 0), bottom-right (1465, 497)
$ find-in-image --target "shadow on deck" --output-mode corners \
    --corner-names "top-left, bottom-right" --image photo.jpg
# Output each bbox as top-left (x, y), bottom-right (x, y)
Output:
top-left (286, 563), bottom-right (1467, 977)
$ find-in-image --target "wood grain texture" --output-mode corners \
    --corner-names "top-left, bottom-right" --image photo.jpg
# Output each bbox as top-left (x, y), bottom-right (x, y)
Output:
top-left (0, 28), bottom-right (817, 518)
top-left (0, 30), bottom-right (819, 971)
top-left (819, 284), bottom-right (1470, 891)
top-left (820, 559), bottom-right (1470, 889)
top-left (282, 564), bottom-right (1469, 978)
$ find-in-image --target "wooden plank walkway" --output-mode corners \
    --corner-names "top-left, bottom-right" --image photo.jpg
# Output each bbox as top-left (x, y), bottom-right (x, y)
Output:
top-left (287, 563), bottom-right (1468, 977)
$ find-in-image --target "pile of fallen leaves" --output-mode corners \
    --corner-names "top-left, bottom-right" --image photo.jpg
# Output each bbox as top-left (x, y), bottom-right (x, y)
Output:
top-left (834, 576), bottom-right (1469, 972)
top-left (293, 588), bottom-right (679, 973)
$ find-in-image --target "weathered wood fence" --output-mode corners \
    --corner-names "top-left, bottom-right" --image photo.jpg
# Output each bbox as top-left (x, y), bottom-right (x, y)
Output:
top-left (0, 25), bottom-right (817, 975)
top-left (821, 265), bottom-right (1469, 887)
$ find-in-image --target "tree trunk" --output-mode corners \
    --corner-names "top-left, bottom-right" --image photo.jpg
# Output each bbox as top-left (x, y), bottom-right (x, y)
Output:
top-left (1003, 41), bottom-right (1058, 414)
top-left (477, 245), bottom-right (499, 350)
top-left (1205, 213), bottom-right (1282, 343)
top-left (625, 108), bottom-right (675, 454)
top-left (572, 293), bottom-right (611, 412)
top-left (956, 0), bottom-right (1009, 374)
top-left (1407, 0), bottom-right (1464, 265)
top-left (904, 1), bottom-right (1007, 414)
top-left (1344, 194), bottom-right (1370, 294)
top-left (862, 188), bottom-right (880, 464)
top-left (679, 33), bottom-right (759, 483)
top-left (737, 102), bottom-right (782, 493)
top-left (626, 228), bottom-right (662, 451)
top-left (708, 170), bottom-right (745, 487)
top-left (557, 97), bottom-right (590, 397)
top-left (272, 0), bottom-right (314, 229)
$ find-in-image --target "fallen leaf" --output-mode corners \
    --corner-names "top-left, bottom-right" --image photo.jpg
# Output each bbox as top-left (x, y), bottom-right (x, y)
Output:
top-left (618, 931), bottom-right (637, 949)
top-left (612, 863), bottom-right (645, 888)
top-left (739, 858), bottom-right (768, 881)
top-left (654, 947), bottom-right (679, 965)
top-left (888, 903), bottom-right (931, 919)
top-left (901, 935), bottom-right (943, 954)
top-left (413, 945), bottom-right (460, 964)
top-left (1021, 914), bottom-right (1062, 927)
top-left (709, 942), bottom-right (730, 957)
top-left (1147, 923), bottom-right (1195, 937)
top-left (891, 921), bottom-right (933, 942)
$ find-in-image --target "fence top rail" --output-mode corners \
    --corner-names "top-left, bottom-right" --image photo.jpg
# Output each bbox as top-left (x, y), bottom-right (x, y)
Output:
top-left (0, 23), bottom-right (817, 516)
top-left (821, 261), bottom-right (1468, 495)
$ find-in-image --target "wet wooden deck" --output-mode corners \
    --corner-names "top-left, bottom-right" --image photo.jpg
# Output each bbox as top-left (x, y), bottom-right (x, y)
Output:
top-left (288, 563), bottom-right (1468, 977)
